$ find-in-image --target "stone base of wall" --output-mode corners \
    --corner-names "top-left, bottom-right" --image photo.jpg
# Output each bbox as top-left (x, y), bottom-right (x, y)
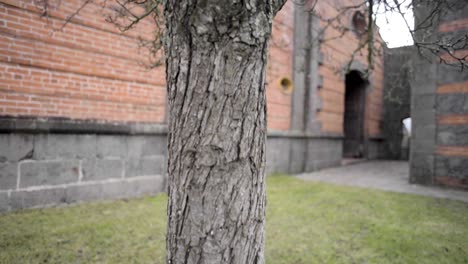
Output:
top-left (0, 130), bottom-right (167, 213)
top-left (0, 176), bottom-right (164, 212)
top-left (409, 153), bottom-right (434, 185)
top-left (410, 153), bottom-right (468, 190)
top-left (266, 131), bottom-right (343, 175)
top-left (367, 138), bottom-right (387, 160)
top-left (0, 119), bottom-right (390, 212)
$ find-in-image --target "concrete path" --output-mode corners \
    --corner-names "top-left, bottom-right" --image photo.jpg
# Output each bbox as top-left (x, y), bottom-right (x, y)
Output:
top-left (296, 161), bottom-right (468, 203)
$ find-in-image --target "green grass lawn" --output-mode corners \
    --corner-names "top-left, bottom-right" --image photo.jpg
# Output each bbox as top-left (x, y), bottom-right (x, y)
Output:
top-left (1, 175), bottom-right (467, 264)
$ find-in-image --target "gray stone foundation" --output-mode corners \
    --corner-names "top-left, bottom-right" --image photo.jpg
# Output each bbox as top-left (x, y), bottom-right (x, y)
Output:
top-left (367, 138), bottom-right (386, 160)
top-left (1, 117), bottom-right (390, 212)
top-left (266, 131), bottom-right (343, 175)
top-left (0, 119), bottom-right (167, 213)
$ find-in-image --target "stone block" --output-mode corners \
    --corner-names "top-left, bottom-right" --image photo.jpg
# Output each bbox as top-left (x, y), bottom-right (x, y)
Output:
top-left (0, 162), bottom-right (18, 190)
top-left (127, 136), bottom-right (167, 158)
top-left (307, 139), bottom-right (342, 158)
top-left (436, 94), bottom-right (467, 114)
top-left (96, 135), bottom-right (128, 158)
top-left (65, 176), bottom-right (164, 203)
top-left (305, 159), bottom-right (340, 172)
top-left (265, 137), bottom-right (291, 174)
top-left (10, 187), bottom-right (66, 209)
top-left (413, 94), bottom-right (435, 111)
top-left (410, 63), bottom-right (437, 95)
top-left (438, 64), bottom-right (468, 85)
top-left (303, 138), bottom-right (342, 172)
top-left (65, 183), bottom-right (103, 203)
top-left (19, 160), bottom-right (80, 188)
top-left (437, 125), bottom-right (468, 146)
top-left (305, 150), bottom-right (323, 163)
top-left (125, 156), bottom-right (166, 178)
top-left (411, 107), bottom-right (435, 125)
top-left (409, 153), bottom-right (434, 184)
top-left (435, 156), bottom-right (468, 179)
top-left (464, 96), bottom-right (468, 112)
top-left (99, 181), bottom-right (128, 200)
top-left (101, 176), bottom-right (164, 200)
top-left (304, 159), bottom-right (319, 172)
top-left (288, 139), bottom-right (307, 174)
top-left (33, 134), bottom-right (97, 160)
top-left (130, 175), bottom-right (165, 195)
top-left (0, 134), bottom-right (33, 162)
top-left (412, 124), bottom-right (436, 149)
top-left (411, 138), bottom-right (435, 154)
top-left (307, 139), bottom-right (328, 151)
top-left (81, 158), bottom-right (123, 181)
top-left (367, 140), bottom-right (382, 159)
top-left (0, 192), bottom-right (9, 213)
top-left (439, 2), bottom-right (468, 22)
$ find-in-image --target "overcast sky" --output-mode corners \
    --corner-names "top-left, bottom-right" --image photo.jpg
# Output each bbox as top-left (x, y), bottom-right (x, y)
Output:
top-left (375, 2), bottom-right (414, 48)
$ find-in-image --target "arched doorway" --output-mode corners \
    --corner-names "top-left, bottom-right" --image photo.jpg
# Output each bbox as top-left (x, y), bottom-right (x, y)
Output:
top-left (343, 70), bottom-right (368, 158)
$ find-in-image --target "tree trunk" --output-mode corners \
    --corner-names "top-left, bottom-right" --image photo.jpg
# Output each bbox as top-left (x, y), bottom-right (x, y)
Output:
top-left (164, 1), bottom-right (285, 263)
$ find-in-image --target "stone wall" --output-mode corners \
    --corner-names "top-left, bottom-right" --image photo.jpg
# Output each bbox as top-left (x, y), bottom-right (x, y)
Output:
top-left (0, 117), bottom-right (348, 212)
top-left (382, 46), bottom-right (412, 160)
top-left (410, 0), bottom-right (468, 189)
top-left (0, 119), bottom-right (166, 213)
top-left (266, 132), bottom-right (342, 174)
top-left (367, 138), bottom-right (386, 159)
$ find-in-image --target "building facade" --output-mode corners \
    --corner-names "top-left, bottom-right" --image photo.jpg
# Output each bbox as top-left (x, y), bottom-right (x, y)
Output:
top-left (0, 0), bottom-right (386, 212)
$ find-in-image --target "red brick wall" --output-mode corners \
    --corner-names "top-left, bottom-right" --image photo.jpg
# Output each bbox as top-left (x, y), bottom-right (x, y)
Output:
top-left (0, 0), bottom-right (295, 130)
top-left (313, 0), bottom-right (385, 136)
top-left (0, 0), bottom-right (166, 123)
top-left (266, 1), bottom-right (294, 131)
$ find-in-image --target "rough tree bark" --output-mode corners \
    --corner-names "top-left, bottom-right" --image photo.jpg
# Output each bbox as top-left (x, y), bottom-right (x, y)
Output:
top-left (164, 0), bottom-right (286, 263)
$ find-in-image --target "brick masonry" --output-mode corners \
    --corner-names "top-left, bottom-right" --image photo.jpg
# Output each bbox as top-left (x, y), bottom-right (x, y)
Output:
top-left (266, 132), bottom-right (343, 175)
top-left (410, 1), bottom-right (468, 189)
top-left (0, 0), bottom-right (387, 135)
top-left (314, 0), bottom-right (385, 137)
top-left (290, 0), bottom-right (386, 161)
top-left (0, 0), bottom-right (295, 131)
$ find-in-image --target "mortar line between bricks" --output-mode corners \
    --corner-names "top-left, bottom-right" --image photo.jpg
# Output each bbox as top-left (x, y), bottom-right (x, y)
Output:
top-left (18, 158), bottom-right (80, 163)
top-left (122, 159), bottom-right (126, 179)
top-left (8, 174), bottom-right (164, 192)
top-left (7, 190), bottom-right (11, 211)
top-left (78, 160), bottom-right (83, 183)
top-left (16, 162), bottom-right (20, 190)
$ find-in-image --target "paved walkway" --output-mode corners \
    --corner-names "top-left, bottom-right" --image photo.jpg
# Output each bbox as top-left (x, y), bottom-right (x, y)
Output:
top-left (296, 161), bottom-right (468, 203)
